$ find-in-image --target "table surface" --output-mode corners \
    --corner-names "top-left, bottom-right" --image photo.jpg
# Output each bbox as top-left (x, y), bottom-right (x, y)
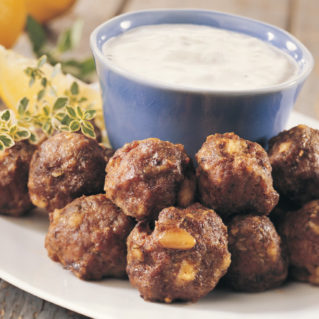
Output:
top-left (1, 0), bottom-right (319, 318)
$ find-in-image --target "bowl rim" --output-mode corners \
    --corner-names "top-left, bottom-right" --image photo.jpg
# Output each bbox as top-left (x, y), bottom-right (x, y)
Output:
top-left (90, 8), bottom-right (314, 96)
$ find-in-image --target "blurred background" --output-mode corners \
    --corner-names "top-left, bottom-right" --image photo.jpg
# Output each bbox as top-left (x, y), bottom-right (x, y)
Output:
top-left (0, 0), bottom-right (318, 318)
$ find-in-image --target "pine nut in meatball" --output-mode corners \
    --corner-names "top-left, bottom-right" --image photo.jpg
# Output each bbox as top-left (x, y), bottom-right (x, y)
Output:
top-left (0, 141), bottom-right (35, 216)
top-left (280, 200), bottom-right (319, 285)
top-left (45, 194), bottom-right (135, 280)
top-left (28, 132), bottom-right (109, 212)
top-left (226, 215), bottom-right (288, 292)
top-left (126, 203), bottom-right (231, 303)
top-left (104, 138), bottom-right (196, 220)
top-left (196, 132), bottom-right (279, 218)
top-left (268, 125), bottom-right (319, 205)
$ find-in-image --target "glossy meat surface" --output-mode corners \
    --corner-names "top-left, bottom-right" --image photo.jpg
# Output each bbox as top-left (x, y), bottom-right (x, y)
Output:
top-left (226, 215), bottom-right (288, 291)
top-left (196, 132), bottom-right (278, 218)
top-left (280, 200), bottom-right (319, 285)
top-left (105, 138), bottom-right (196, 220)
top-left (0, 141), bottom-right (35, 216)
top-left (45, 194), bottom-right (135, 280)
top-left (268, 125), bottom-right (319, 205)
top-left (28, 132), bottom-right (108, 212)
top-left (126, 203), bottom-right (230, 302)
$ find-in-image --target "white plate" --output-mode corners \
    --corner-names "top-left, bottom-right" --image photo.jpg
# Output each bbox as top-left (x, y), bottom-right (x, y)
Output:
top-left (1, 110), bottom-right (319, 319)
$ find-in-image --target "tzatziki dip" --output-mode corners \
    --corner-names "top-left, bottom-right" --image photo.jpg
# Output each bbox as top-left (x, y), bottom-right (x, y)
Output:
top-left (102, 24), bottom-right (298, 90)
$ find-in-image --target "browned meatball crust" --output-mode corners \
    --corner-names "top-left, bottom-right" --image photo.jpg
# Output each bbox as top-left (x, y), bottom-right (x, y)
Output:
top-left (104, 138), bottom-right (196, 220)
top-left (28, 132), bottom-right (108, 212)
top-left (126, 204), bottom-right (231, 303)
top-left (226, 215), bottom-right (288, 292)
top-left (0, 141), bottom-right (35, 216)
top-left (268, 125), bottom-right (319, 205)
top-left (280, 200), bottom-right (319, 285)
top-left (45, 194), bottom-right (135, 280)
top-left (196, 133), bottom-right (279, 218)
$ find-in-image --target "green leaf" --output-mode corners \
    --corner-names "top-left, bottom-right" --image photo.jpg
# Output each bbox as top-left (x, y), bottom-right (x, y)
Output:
top-left (70, 81), bottom-right (79, 95)
top-left (9, 125), bottom-right (17, 135)
top-left (69, 120), bottom-right (80, 132)
top-left (0, 127), bottom-right (9, 134)
top-left (61, 115), bottom-right (72, 126)
top-left (15, 129), bottom-right (31, 141)
top-left (29, 132), bottom-right (38, 143)
top-left (57, 30), bottom-right (72, 53)
top-left (66, 106), bottom-right (76, 119)
top-left (43, 106), bottom-right (50, 116)
top-left (82, 120), bottom-right (94, 131)
top-left (57, 19), bottom-right (83, 53)
top-left (78, 97), bottom-right (88, 103)
top-left (83, 110), bottom-right (96, 120)
top-left (0, 140), bottom-right (4, 152)
top-left (37, 55), bottom-right (47, 68)
top-left (18, 97), bottom-right (29, 115)
top-left (1, 110), bottom-right (11, 122)
top-left (33, 118), bottom-right (43, 128)
top-left (54, 112), bottom-right (67, 122)
top-left (76, 106), bottom-right (83, 118)
top-left (61, 57), bottom-right (96, 81)
top-left (43, 121), bottom-right (52, 135)
top-left (41, 77), bottom-right (47, 88)
top-left (0, 134), bottom-right (15, 148)
top-left (53, 97), bottom-right (68, 112)
top-left (24, 67), bottom-right (32, 77)
top-left (21, 116), bottom-right (32, 123)
top-left (26, 15), bottom-right (46, 54)
top-left (37, 89), bottom-right (46, 101)
top-left (78, 57), bottom-right (96, 77)
top-left (81, 124), bottom-right (96, 139)
top-left (59, 125), bottom-right (70, 132)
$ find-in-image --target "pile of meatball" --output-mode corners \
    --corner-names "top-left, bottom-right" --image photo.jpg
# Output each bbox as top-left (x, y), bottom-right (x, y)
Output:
top-left (1, 124), bottom-right (319, 303)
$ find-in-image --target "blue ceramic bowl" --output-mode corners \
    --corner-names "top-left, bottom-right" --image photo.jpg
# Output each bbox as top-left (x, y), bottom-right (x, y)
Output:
top-left (90, 9), bottom-right (313, 157)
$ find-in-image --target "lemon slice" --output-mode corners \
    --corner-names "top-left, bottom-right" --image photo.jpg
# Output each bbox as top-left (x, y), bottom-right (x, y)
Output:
top-left (0, 0), bottom-right (26, 48)
top-left (0, 45), bottom-right (105, 131)
top-left (26, 0), bottom-right (76, 24)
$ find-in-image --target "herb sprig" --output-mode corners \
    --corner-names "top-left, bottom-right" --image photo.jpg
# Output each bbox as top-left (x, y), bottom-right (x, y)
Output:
top-left (0, 56), bottom-right (98, 152)
top-left (26, 16), bottom-right (96, 82)
top-left (0, 109), bottom-right (30, 151)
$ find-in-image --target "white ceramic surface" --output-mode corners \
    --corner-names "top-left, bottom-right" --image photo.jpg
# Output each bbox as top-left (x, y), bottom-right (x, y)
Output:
top-left (0, 110), bottom-right (319, 319)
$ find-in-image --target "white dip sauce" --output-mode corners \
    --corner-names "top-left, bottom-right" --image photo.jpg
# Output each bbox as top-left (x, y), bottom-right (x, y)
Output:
top-left (102, 24), bottom-right (298, 90)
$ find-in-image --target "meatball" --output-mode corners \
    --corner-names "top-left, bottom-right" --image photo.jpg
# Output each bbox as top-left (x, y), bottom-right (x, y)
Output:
top-left (126, 203), bottom-right (231, 303)
top-left (268, 125), bottom-right (319, 205)
top-left (226, 215), bottom-right (288, 292)
top-left (196, 132), bottom-right (279, 218)
top-left (280, 200), bottom-right (319, 285)
top-left (104, 138), bottom-right (196, 220)
top-left (45, 194), bottom-right (135, 280)
top-left (0, 141), bottom-right (35, 216)
top-left (28, 132), bottom-right (108, 212)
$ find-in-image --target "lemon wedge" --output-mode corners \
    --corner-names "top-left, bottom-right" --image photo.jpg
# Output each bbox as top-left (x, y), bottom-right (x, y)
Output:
top-left (0, 45), bottom-right (104, 127)
top-left (26, 0), bottom-right (76, 24)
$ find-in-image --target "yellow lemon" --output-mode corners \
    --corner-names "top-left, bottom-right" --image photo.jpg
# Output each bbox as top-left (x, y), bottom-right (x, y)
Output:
top-left (0, 46), bottom-right (105, 135)
top-left (0, 0), bottom-right (27, 48)
top-left (26, 0), bottom-right (77, 23)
